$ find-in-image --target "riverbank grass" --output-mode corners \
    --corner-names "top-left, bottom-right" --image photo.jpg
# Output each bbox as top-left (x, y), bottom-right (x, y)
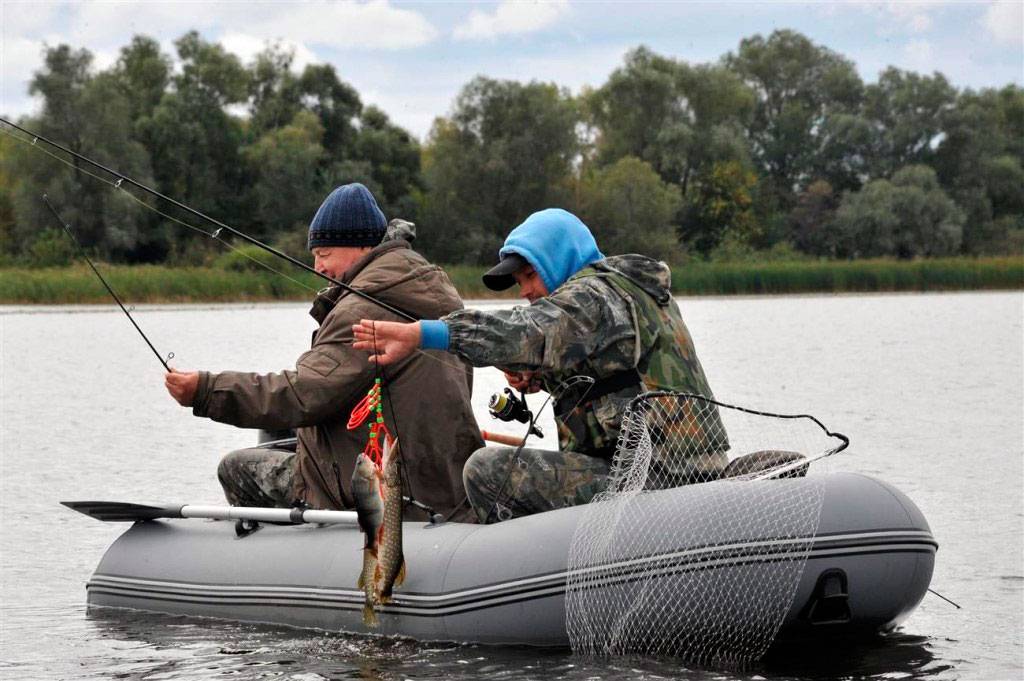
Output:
top-left (0, 257), bottom-right (1020, 304)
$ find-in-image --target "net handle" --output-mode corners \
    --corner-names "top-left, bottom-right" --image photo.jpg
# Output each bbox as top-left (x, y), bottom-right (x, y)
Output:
top-left (628, 390), bottom-right (850, 458)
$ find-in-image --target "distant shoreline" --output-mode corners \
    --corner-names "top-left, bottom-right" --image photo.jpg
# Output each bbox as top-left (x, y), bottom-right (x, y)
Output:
top-left (0, 257), bottom-right (1020, 304)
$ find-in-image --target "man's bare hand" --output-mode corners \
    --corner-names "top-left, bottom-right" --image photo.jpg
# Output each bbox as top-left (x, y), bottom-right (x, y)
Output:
top-left (352, 319), bottom-right (421, 365)
top-left (504, 370), bottom-right (542, 394)
top-left (165, 369), bottom-right (199, 406)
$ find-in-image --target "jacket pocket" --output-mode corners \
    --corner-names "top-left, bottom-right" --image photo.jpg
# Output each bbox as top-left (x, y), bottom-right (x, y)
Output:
top-left (298, 351), bottom-right (341, 377)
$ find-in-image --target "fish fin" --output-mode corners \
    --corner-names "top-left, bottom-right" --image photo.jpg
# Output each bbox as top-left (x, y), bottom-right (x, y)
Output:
top-left (362, 604), bottom-right (378, 628)
top-left (394, 559), bottom-right (406, 587)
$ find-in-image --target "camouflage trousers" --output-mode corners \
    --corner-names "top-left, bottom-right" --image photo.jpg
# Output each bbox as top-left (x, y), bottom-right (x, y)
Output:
top-left (462, 446), bottom-right (611, 524)
top-left (217, 447), bottom-right (298, 508)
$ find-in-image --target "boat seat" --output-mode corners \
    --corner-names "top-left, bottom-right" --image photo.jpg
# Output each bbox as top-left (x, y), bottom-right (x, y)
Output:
top-left (722, 450), bottom-right (807, 479)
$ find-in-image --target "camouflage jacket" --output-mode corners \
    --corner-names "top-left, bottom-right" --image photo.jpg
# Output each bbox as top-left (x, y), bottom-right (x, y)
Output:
top-left (443, 255), bottom-right (728, 475)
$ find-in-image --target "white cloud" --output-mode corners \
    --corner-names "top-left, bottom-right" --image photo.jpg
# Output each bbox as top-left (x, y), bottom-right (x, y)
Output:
top-left (846, 1), bottom-right (943, 35)
top-left (453, 0), bottom-right (570, 41)
top-left (243, 0), bottom-right (438, 50)
top-left (902, 38), bottom-right (935, 71)
top-left (220, 33), bottom-right (318, 71)
top-left (7, 1), bottom-right (437, 51)
top-left (981, 1), bottom-right (1024, 46)
top-left (1, 36), bottom-right (45, 116)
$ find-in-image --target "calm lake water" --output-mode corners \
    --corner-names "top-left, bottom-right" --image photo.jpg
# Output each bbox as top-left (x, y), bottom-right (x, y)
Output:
top-left (1, 292), bottom-right (1021, 680)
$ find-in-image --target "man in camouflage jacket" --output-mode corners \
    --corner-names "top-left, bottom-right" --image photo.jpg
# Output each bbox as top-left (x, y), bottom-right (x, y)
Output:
top-left (353, 208), bottom-right (726, 523)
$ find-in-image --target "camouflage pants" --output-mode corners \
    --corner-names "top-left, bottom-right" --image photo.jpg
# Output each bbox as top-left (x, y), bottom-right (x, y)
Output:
top-left (217, 447), bottom-right (297, 508)
top-left (463, 446), bottom-right (611, 524)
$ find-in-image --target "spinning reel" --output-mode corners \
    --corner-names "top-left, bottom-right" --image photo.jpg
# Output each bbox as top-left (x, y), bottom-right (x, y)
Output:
top-left (488, 388), bottom-right (544, 439)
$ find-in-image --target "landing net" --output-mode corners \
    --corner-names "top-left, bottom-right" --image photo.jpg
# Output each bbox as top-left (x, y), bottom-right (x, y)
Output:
top-left (565, 392), bottom-right (848, 667)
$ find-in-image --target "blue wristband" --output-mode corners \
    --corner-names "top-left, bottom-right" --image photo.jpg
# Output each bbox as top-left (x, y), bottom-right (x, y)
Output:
top-left (419, 320), bottom-right (450, 351)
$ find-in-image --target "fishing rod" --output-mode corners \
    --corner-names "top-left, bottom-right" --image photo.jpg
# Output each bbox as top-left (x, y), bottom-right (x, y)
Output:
top-left (0, 117), bottom-right (417, 322)
top-left (42, 194), bottom-right (173, 372)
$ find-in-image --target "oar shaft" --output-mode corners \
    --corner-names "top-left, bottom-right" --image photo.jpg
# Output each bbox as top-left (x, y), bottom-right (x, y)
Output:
top-left (180, 505), bottom-right (358, 525)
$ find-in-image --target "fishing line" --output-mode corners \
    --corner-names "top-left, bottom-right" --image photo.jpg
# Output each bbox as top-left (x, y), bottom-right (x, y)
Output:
top-left (1, 123), bottom-right (319, 295)
top-left (2, 122), bottom-right (480, 377)
top-left (41, 194), bottom-right (173, 372)
top-left (927, 588), bottom-right (962, 609)
top-left (485, 375), bottom-right (596, 523)
top-left (0, 118), bottom-right (418, 321)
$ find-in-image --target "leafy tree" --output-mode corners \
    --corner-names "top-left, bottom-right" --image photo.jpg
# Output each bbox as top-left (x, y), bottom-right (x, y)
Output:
top-left (9, 45), bottom-right (152, 260)
top-left (298, 63), bottom-right (363, 163)
top-left (787, 180), bottom-right (840, 256)
top-left (350, 105), bottom-right (422, 220)
top-left (419, 77), bottom-right (578, 263)
top-left (588, 47), bottom-right (753, 194)
top-left (724, 30), bottom-right (864, 207)
top-left (143, 31), bottom-right (248, 257)
top-left (577, 156), bottom-right (681, 260)
top-left (862, 67), bottom-right (957, 178)
top-left (681, 160), bottom-right (760, 255)
top-left (833, 165), bottom-right (963, 258)
top-left (113, 35), bottom-right (172, 126)
top-left (243, 110), bottom-right (326, 239)
top-left (247, 43), bottom-right (304, 136)
top-left (25, 228), bottom-right (76, 267)
top-left (934, 85), bottom-right (1024, 253)
top-left (0, 134), bottom-right (17, 259)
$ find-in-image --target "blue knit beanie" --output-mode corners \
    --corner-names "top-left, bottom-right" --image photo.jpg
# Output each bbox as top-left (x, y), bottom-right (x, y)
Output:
top-left (307, 183), bottom-right (387, 249)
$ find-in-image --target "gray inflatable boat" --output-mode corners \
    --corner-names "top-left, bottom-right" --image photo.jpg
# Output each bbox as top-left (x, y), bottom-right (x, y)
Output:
top-left (80, 471), bottom-right (936, 648)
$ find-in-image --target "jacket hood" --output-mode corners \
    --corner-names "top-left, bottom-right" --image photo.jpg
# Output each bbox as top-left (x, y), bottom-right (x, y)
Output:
top-left (592, 254), bottom-right (673, 305)
top-left (499, 209), bottom-right (604, 293)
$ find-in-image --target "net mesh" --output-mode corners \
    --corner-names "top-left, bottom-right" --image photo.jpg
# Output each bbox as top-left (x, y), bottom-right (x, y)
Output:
top-left (565, 392), bottom-right (846, 668)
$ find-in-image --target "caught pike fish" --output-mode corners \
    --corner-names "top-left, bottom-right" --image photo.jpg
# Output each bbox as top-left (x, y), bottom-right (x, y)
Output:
top-left (351, 452), bottom-right (384, 627)
top-left (374, 437), bottom-right (406, 605)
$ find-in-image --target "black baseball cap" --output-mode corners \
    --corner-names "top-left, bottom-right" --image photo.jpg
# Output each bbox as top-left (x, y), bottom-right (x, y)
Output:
top-left (481, 252), bottom-right (529, 291)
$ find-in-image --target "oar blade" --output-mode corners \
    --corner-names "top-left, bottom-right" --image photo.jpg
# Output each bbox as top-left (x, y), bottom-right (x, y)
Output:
top-left (61, 500), bottom-right (180, 522)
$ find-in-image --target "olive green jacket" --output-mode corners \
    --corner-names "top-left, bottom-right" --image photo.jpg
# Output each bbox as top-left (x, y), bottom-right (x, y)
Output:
top-left (193, 240), bottom-right (482, 520)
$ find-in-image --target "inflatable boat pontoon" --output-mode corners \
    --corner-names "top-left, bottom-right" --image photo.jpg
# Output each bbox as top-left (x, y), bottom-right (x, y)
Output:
top-left (73, 471), bottom-right (936, 649)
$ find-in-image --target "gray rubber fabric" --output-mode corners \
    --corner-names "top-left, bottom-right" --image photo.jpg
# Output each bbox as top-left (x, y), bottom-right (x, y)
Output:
top-left (84, 473), bottom-right (935, 648)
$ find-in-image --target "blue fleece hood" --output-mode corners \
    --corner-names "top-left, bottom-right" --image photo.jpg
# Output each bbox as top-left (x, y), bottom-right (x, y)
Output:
top-left (499, 209), bottom-right (604, 293)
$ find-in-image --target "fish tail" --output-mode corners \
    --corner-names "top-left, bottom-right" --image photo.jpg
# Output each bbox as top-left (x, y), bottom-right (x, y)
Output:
top-left (378, 560), bottom-right (406, 604)
top-left (362, 603), bottom-right (378, 628)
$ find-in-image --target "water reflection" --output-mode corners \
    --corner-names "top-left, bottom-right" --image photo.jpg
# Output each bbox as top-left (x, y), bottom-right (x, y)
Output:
top-left (764, 634), bottom-right (953, 680)
top-left (84, 607), bottom-right (955, 681)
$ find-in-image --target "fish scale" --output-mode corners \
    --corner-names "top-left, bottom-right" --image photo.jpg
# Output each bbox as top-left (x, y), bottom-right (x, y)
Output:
top-left (375, 438), bottom-right (406, 604)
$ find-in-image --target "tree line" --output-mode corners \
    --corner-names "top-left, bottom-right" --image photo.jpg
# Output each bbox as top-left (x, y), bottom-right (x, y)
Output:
top-left (1, 29), bottom-right (1021, 268)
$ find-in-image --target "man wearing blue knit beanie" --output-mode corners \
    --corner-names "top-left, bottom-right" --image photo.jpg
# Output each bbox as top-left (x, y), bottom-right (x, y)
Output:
top-left (164, 183), bottom-right (482, 521)
top-left (352, 208), bottom-right (727, 523)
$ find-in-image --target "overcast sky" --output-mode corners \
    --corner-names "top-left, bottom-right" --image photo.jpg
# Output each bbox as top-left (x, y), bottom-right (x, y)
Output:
top-left (2, 1), bottom-right (1022, 141)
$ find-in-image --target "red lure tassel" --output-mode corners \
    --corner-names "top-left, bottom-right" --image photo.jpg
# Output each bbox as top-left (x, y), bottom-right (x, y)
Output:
top-left (347, 378), bottom-right (391, 468)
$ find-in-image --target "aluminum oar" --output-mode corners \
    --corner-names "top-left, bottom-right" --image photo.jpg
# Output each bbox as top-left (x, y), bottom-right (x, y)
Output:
top-left (61, 500), bottom-right (357, 525)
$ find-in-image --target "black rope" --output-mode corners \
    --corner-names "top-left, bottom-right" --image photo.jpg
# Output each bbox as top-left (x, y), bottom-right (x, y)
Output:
top-left (629, 390), bottom-right (850, 454)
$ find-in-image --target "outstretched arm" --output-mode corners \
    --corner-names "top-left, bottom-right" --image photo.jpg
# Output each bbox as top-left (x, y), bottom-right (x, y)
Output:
top-left (353, 278), bottom-right (637, 374)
